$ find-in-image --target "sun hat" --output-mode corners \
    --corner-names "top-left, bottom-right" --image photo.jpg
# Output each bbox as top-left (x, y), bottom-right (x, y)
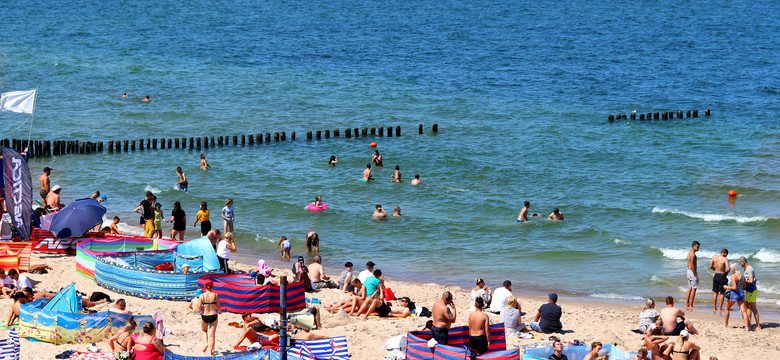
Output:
top-left (51, 185), bottom-right (62, 192)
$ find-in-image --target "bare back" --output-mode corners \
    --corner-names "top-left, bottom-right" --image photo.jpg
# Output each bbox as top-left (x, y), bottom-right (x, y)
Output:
top-left (38, 174), bottom-right (49, 191)
top-left (309, 263), bottom-right (325, 282)
top-left (710, 255), bottom-right (728, 273)
top-left (687, 251), bottom-right (697, 272)
top-left (432, 300), bottom-right (453, 329)
top-left (659, 306), bottom-right (683, 333)
top-left (468, 310), bottom-right (489, 336)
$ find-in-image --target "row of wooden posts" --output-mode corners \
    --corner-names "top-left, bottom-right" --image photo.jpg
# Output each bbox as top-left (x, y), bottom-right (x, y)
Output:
top-left (0, 124), bottom-right (439, 158)
top-left (609, 109), bottom-right (710, 122)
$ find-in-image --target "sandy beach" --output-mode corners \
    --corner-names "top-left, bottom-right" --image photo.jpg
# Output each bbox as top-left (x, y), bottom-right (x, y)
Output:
top-left (0, 251), bottom-right (775, 360)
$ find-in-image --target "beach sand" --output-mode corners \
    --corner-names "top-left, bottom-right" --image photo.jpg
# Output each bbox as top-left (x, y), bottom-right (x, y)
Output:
top-left (2, 252), bottom-right (777, 359)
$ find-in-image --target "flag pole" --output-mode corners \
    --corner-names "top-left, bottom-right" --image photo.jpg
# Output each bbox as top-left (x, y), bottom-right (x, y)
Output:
top-left (26, 87), bottom-right (38, 144)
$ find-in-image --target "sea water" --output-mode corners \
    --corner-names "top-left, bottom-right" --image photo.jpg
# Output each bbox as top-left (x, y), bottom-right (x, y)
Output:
top-left (1, 0), bottom-right (778, 312)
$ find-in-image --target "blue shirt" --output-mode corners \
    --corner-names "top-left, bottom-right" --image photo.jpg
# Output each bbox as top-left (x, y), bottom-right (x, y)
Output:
top-left (364, 276), bottom-right (381, 298)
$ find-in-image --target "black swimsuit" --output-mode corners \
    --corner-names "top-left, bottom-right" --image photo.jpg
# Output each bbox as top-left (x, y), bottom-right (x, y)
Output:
top-left (200, 294), bottom-right (219, 324)
top-left (115, 334), bottom-right (129, 350)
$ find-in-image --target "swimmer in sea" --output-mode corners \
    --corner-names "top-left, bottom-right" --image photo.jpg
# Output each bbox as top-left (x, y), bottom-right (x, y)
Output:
top-left (200, 154), bottom-right (210, 170)
top-left (373, 204), bottom-right (387, 218)
top-left (176, 167), bottom-right (188, 191)
top-left (122, 92), bottom-right (128, 98)
top-left (549, 208), bottom-right (564, 220)
top-left (411, 174), bottom-right (422, 185)
top-left (371, 150), bottom-right (383, 167)
top-left (313, 196), bottom-right (324, 209)
top-left (362, 164), bottom-right (374, 182)
top-left (328, 155), bottom-right (338, 166)
top-left (392, 206), bottom-right (402, 217)
top-left (142, 95), bottom-right (150, 102)
top-left (277, 235), bottom-right (291, 260)
top-left (391, 165), bottom-right (401, 183)
top-left (517, 201), bottom-right (530, 223)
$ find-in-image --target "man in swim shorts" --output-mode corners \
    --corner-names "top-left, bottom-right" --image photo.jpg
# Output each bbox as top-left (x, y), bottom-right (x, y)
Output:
top-left (432, 291), bottom-right (457, 345)
top-left (659, 296), bottom-right (699, 335)
top-left (468, 297), bottom-right (490, 357)
top-left (38, 167), bottom-right (51, 201)
top-left (362, 163), bottom-right (374, 182)
top-left (309, 255), bottom-right (336, 289)
top-left (517, 201), bottom-right (530, 223)
top-left (709, 248), bottom-right (729, 312)
top-left (686, 241), bottom-right (700, 309)
top-left (739, 256), bottom-right (760, 329)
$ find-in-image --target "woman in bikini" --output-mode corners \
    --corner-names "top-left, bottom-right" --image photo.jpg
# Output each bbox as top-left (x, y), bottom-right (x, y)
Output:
top-left (723, 263), bottom-right (749, 331)
top-left (133, 322), bottom-right (165, 360)
top-left (199, 280), bottom-right (221, 355)
top-left (108, 319), bottom-right (136, 359)
top-left (663, 330), bottom-right (700, 360)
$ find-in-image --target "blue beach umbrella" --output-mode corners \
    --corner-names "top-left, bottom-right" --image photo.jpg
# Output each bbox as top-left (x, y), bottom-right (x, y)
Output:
top-left (49, 198), bottom-right (106, 238)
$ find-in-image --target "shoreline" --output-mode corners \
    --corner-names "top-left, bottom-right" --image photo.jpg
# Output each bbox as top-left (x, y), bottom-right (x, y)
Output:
top-left (5, 250), bottom-right (779, 359)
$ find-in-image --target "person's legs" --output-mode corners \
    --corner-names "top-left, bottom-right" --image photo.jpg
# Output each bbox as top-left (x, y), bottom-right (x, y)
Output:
top-left (223, 221), bottom-right (228, 234)
top-left (723, 299), bottom-right (735, 326)
top-left (228, 222), bottom-right (233, 233)
top-left (201, 320), bottom-right (208, 352)
top-left (178, 230), bottom-right (185, 241)
top-left (529, 321), bottom-right (541, 332)
top-left (738, 301), bottom-right (749, 331)
top-left (207, 320), bottom-right (218, 354)
top-left (718, 292), bottom-right (726, 311)
top-left (683, 319), bottom-right (699, 335)
top-left (235, 326), bottom-right (256, 347)
top-left (171, 229), bottom-right (177, 240)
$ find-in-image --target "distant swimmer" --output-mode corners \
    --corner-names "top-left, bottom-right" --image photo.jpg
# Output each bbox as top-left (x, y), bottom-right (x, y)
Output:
top-left (391, 165), bottom-right (401, 183)
top-left (517, 201), bottom-right (530, 223)
top-left (362, 164), bottom-right (374, 182)
top-left (142, 95), bottom-right (150, 102)
top-left (411, 174), bottom-right (422, 185)
top-left (122, 92), bottom-right (128, 98)
top-left (200, 154), bottom-right (210, 170)
top-left (373, 204), bottom-right (387, 218)
top-left (371, 150), bottom-right (383, 167)
top-left (392, 206), bottom-right (402, 217)
top-left (549, 208), bottom-right (564, 220)
top-left (328, 155), bottom-right (338, 166)
top-left (175, 167), bottom-right (188, 191)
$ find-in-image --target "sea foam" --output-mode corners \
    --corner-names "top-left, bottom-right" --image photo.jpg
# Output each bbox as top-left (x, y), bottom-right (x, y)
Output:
top-left (589, 293), bottom-right (644, 301)
top-left (651, 207), bottom-right (770, 224)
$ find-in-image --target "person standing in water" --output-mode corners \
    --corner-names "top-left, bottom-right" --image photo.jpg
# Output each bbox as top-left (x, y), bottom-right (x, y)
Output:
top-left (371, 150), bottom-right (383, 167)
top-left (142, 95), bottom-right (150, 102)
top-left (549, 208), bottom-right (564, 220)
top-left (518, 201), bottom-right (530, 223)
top-left (373, 205), bottom-right (387, 218)
top-left (194, 201), bottom-right (211, 236)
top-left (175, 167), bottom-right (188, 191)
top-left (362, 164), bottom-right (374, 182)
top-left (328, 156), bottom-right (338, 166)
top-left (222, 198), bottom-right (234, 233)
top-left (277, 235), bottom-right (291, 260)
top-left (392, 206), bottom-right (402, 217)
top-left (306, 231), bottom-right (320, 253)
top-left (391, 165), bottom-right (401, 183)
top-left (411, 174), bottom-right (422, 185)
top-left (199, 154), bottom-right (210, 170)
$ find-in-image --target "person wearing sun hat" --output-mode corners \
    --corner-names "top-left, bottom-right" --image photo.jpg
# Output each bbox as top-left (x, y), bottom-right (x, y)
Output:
top-left (46, 185), bottom-right (64, 210)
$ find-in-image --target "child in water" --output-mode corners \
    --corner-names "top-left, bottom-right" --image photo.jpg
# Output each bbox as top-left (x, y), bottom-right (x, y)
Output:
top-left (373, 205), bottom-right (388, 218)
top-left (277, 235), bottom-right (291, 260)
top-left (390, 165), bottom-right (401, 183)
top-left (328, 155), bottom-right (337, 166)
top-left (313, 196), bottom-right (324, 209)
top-left (200, 154), bottom-right (211, 170)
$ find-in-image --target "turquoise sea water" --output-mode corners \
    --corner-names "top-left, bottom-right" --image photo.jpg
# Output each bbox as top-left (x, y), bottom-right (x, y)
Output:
top-left (2, 1), bottom-right (779, 311)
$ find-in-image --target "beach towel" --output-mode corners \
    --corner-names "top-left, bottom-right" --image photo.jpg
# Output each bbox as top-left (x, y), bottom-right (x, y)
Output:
top-left (0, 328), bottom-right (20, 360)
top-left (68, 352), bottom-right (116, 360)
top-left (368, 313), bottom-right (418, 320)
top-left (0, 320), bottom-right (19, 330)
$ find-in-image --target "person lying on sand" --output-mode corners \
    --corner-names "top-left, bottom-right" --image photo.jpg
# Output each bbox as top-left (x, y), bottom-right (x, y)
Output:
top-left (327, 278), bottom-right (365, 314)
top-left (234, 312), bottom-right (280, 348)
top-left (291, 322), bottom-right (328, 340)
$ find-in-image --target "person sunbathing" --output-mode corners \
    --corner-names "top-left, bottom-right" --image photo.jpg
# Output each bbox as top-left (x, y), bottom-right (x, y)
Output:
top-left (108, 319), bottom-right (136, 354)
top-left (327, 278), bottom-right (364, 314)
top-left (386, 297), bottom-right (415, 318)
top-left (291, 323), bottom-right (328, 340)
top-left (234, 312), bottom-right (279, 348)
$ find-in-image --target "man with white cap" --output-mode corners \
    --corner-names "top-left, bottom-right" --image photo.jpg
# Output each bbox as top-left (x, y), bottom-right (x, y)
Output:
top-left (46, 185), bottom-right (64, 210)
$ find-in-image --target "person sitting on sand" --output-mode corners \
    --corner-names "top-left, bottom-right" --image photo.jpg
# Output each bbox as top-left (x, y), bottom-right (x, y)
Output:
top-left (643, 321), bottom-right (669, 360)
top-left (109, 216), bottom-right (123, 235)
top-left (548, 340), bottom-right (568, 360)
top-left (432, 291), bottom-right (457, 345)
top-left (0, 270), bottom-right (14, 297)
top-left (108, 319), bottom-right (136, 355)
top-left (133, 322), bottom-right (165, 360)
top-left (502, 296), bottom-right (528, 336)
top-left (110, 298), bottom-right (132, 315)
top-left (659, 296), bottom-right (699, 335)
top-left (470, 278), bottom-right (492, 311)
top-left (328, 155), bottom-right (337, 166)
top-left (583, 342), bottom-right (603, 360)
top-left (392, 206), bottom-right (402, 216)
top-left (6, 292), bottom-right (26, 326)
top-left (373, 204), bottom-right (388, 217)
top-left (411, 174), bottom-right (422, 185)
top-left (234, 312), bottom-right (280, 348)
top-left (391, 165), bottom-right (401, 182)
top-left (638, 298), bottom-right (660, 333)
top-left (338, 262), bottom-right (354, 293)
top-left (662, 330), bottom-right (700, 360)
top-left (358, 261), bottom-right (375, 284)
top-left (629, 348), bottom-right (649, 360)
top-left (362, 164), bottom-right (374, 181)
top-left (200, 154), bottom-right (210, 170)
top-left (46, 185), bottom-right (65, 210)
top-left (549, 208), bottom-right (564, 220)
top-left (468, 297), bottom-right (491, 356)
top-left (530, 293), bottom-right (563, 334)
top-left (489, 280), bottom-right (513, 313)
top-left (355, 269), bottom-right (385, 319)
top-left (277, 235), bottom-right (291, 260)
top-left (309, 255), bottom-right (336, 289)
top-left (8, 269), bottom-right (31, 290)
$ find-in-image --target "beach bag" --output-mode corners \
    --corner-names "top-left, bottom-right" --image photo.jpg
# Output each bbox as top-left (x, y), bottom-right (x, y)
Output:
top-left (154, 262), bottom-right (174, 271)
top-left (418, 307), bottom-right (432, 318)
top-left (384, 287), bottom-right (396, 301)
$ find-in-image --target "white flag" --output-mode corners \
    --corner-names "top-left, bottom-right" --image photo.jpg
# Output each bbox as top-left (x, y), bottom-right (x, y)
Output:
top-left (0, 89), bottom-right (37, 114)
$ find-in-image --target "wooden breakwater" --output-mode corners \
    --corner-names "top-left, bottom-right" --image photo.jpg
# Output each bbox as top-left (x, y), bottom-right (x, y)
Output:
top-left (608, 109), bottom-right (710, 122)
top-left (0, 124), bottom-right (439, 158)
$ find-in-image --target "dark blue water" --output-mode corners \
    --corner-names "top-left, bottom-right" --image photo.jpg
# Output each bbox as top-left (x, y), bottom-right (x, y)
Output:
top-left (1, 0), bottom-right (778, 309)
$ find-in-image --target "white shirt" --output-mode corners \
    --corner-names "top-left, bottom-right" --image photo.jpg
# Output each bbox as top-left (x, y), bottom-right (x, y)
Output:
top-left (14, 274), bottom-right (32, 289)
top-left (0, 274), bottom-right (12, 287)
top-left (216, 240), bottom-right (230, 259)
top-left (357, 269), bottom-right (373, 284)
top-left (489, 287), bottom-right (512, 312)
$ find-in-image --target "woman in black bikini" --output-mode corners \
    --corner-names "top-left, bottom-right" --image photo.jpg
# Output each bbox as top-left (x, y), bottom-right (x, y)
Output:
top-left (663, 330), bottom-right (701, 360)
top-left (108, 319), bottom-right (136, 359)
top-left (199, 280), bottom-right (221, 355)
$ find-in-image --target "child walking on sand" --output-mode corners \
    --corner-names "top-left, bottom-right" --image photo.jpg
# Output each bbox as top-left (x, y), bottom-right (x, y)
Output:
top-left (277, 236), bottom-right (291, 260)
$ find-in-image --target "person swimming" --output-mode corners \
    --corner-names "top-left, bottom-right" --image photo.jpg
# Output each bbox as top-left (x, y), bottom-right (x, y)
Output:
top-left (362, 164), bottom-right (374, 182)
top-left (328, 155), bottom-right (338, 166)
top-left (517, 201), bottom-right (530, 223)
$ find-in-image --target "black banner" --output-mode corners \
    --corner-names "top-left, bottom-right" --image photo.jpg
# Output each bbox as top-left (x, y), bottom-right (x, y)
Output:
top-left (2, 147), bottom-right (32, 240)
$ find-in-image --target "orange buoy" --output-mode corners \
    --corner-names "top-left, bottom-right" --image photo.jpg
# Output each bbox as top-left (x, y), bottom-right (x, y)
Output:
top-left (728, 190), bottom-right (737, 197)
top-left (370, 142), bottom-right (377, 147)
